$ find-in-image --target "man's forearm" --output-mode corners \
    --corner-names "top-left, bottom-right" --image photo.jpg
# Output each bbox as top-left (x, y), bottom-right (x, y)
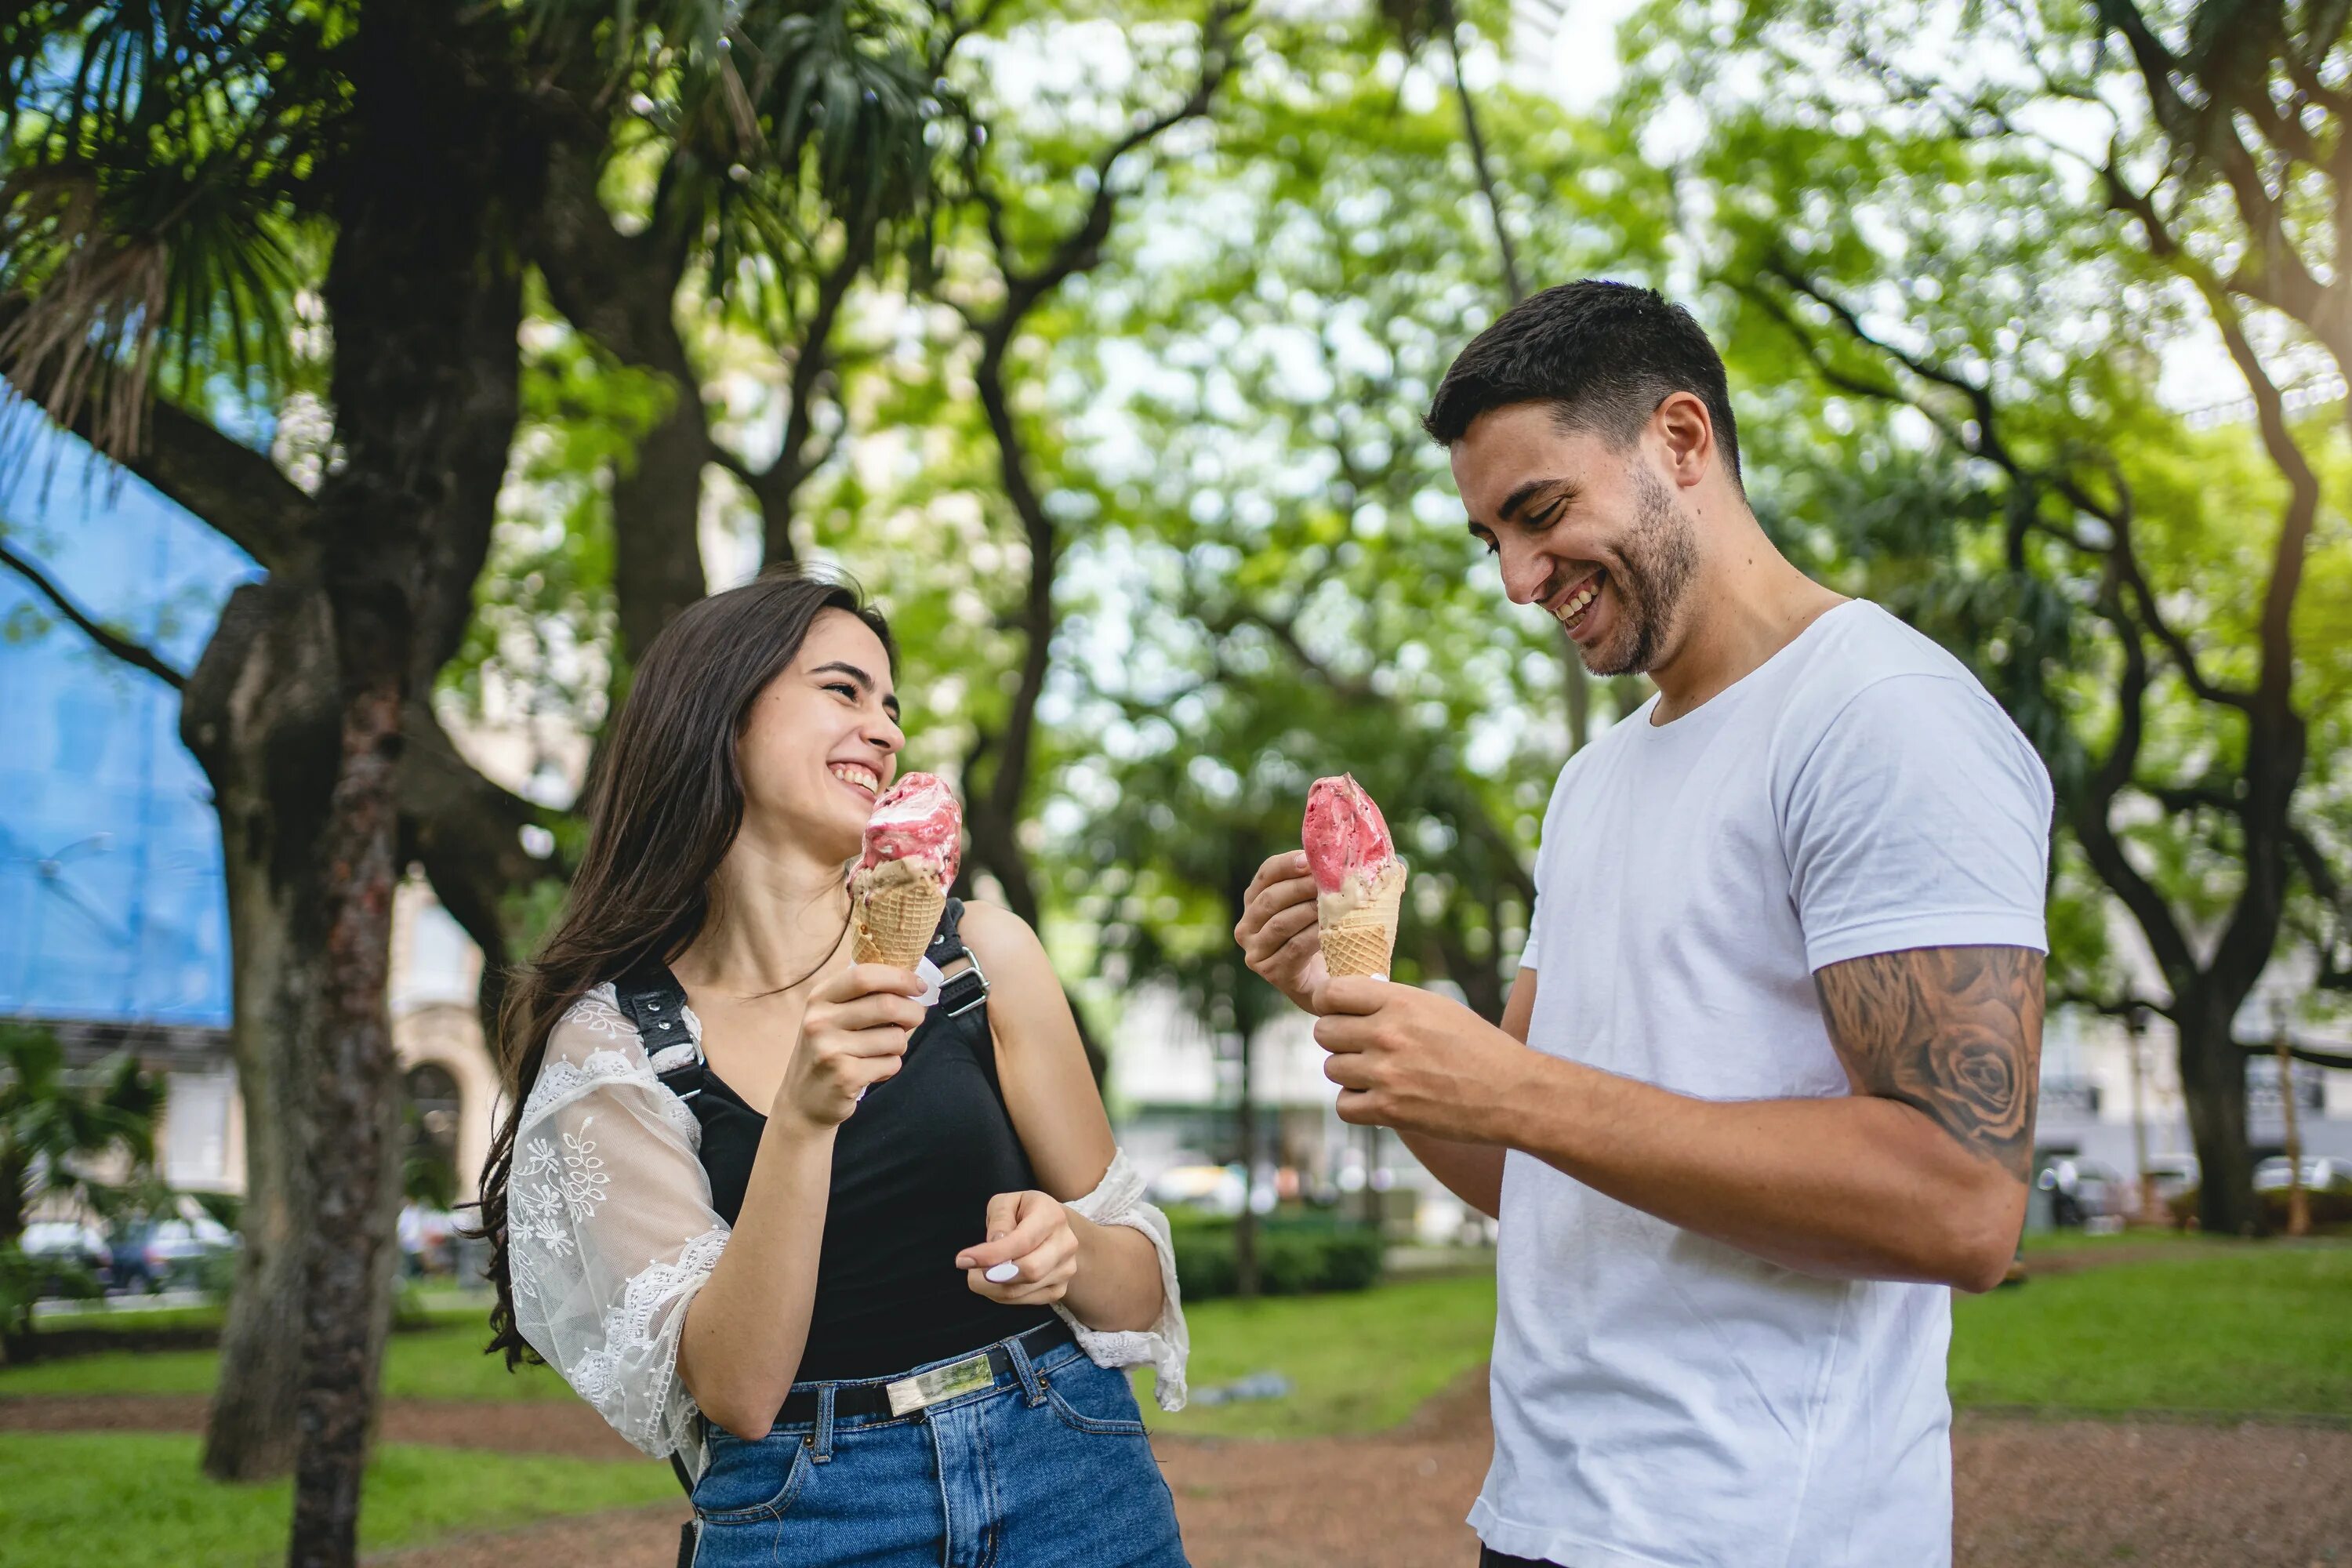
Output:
top-left (1499, 1055), bottom-right (2024, 1290)
top-left (1396, 1131), bottom-right (1505, 1219)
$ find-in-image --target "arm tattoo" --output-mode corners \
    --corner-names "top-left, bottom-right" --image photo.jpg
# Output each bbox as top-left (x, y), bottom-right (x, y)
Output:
top-left (1813, 946), bottom-right (2044, 1181)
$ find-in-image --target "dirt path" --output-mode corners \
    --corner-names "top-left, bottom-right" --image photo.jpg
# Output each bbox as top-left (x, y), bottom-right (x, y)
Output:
top-left (13, 1382), bottom-right (2349, 1567)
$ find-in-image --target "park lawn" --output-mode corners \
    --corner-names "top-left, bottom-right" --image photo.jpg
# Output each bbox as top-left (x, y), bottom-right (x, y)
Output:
top-left (0, 1322), bottom-right (572, 1402)
top-left (1135, 1272), bottom-right (1498, 1440)
top-left (0, 1432), bottom-right (678, 1568)
top-left (1949, 1240), bottom-right (2352, 1417)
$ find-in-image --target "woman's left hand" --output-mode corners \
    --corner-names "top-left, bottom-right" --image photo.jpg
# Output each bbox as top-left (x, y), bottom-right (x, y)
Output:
top-left (958, 1190), bottom-right (1080, 1307)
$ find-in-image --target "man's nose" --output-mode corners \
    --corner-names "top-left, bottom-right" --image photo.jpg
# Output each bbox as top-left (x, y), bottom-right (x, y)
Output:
top-left (1499, 543), bottom-right (1550, 607)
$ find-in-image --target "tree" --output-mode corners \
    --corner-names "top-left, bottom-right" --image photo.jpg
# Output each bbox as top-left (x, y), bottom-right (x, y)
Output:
top-left (1623, 0), bottom-right (2352, 1232)
top-left (2, 3), bottom-right (936, 1558)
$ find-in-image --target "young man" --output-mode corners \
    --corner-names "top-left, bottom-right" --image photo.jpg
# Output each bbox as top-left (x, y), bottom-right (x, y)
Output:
top-left (1234, 281), bottom-right (2051, 1568)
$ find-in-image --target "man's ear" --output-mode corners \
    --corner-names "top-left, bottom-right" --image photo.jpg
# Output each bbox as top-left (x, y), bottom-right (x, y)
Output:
top-left (1653, 391), bottom-right (1715, 489)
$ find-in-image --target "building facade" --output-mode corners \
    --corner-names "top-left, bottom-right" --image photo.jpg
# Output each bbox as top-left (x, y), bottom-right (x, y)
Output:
top-left (2, 425), bottom-right (505, 1216)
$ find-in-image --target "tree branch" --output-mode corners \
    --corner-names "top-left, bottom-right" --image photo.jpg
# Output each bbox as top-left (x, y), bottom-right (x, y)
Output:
top-left (0, 536), bottom-right (187, 688)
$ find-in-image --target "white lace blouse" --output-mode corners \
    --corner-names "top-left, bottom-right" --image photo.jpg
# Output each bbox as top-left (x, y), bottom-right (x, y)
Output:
top-left (506, 985), bottom-right (1190, 1477)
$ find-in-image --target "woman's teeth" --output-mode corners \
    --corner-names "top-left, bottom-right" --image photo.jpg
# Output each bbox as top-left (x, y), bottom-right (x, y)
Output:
top-left (1553, 575), bottom-right (1602, 630)
top-left (830, 764), bottom-right (879, 796)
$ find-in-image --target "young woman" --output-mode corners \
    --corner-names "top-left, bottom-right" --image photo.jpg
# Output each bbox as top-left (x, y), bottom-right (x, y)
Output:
top-left (477, 570), bottom-right (1189, 1566)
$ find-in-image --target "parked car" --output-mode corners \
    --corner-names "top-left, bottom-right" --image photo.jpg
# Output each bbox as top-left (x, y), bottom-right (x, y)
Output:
top-left (19, 1219), bottom-right (111, 1297)
top-left (2143, 1153), bottom-right (2200, 1208)
top-left (110, 1211), bottom-right (238, 1294)
top-left (2037, 1157), bottom-right (2127, 1228)
top-left (2253, 1156), bottom-right (2352, 1193)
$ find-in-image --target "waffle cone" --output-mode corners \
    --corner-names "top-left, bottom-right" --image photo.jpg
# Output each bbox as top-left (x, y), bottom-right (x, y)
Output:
top-left (1319, 862), bottom-right (1405, 978)
top-left (850, 858), bottom-right (948, 970)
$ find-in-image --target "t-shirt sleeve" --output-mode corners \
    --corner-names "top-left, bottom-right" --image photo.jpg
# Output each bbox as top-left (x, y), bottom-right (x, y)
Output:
top-left (1782, 672), bottom-right (2053, 972)
top-left (1519, 763), bottom-right (1575, 972)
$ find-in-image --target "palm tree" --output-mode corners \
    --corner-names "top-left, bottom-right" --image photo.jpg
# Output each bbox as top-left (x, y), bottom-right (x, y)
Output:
top-left (0, 1020), bottom-right (167, 1359)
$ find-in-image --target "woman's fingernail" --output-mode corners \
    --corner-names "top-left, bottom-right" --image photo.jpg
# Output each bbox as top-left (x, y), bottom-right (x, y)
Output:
top-left (985, 1261), bottom-right (1021, 1283)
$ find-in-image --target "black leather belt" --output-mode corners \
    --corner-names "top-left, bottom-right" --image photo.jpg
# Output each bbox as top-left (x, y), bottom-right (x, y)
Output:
top-left (775, 1319), bottom-right (1075, 1424)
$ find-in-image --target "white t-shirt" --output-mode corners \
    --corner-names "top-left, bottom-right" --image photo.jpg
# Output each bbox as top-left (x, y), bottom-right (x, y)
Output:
top-left (1472, 600), bottom-right (2053, 1568)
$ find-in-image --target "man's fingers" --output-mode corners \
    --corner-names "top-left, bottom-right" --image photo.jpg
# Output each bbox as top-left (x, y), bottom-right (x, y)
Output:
top-left (1311, 976), bottom-right (1388, 1018)
top-left (1236, 869), bottom-right (1317, 944)
top-left (1247, 900), bottom-right (1319, 960)
top-left (1242, 849), bottom-right (1311, 906)
top-left (1323, 1051), bottom-right (1374, 1091)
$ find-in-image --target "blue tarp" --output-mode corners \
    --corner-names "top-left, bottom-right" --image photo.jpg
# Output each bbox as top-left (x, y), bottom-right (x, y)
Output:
top-left (0, 419), bottom-right (260, 1026)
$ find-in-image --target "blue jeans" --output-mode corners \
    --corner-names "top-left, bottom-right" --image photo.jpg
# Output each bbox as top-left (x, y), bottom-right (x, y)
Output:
top-left (687, 1330), bottom-right (1189, 1566)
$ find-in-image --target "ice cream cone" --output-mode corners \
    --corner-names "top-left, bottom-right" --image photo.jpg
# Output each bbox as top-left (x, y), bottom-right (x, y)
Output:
top-left (851, 857), bottom-right (947, 970)
top-left (1319, 861), bottom-right (1405, 978)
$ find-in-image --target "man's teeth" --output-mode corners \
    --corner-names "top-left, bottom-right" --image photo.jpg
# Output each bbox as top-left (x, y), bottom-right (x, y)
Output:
top-left (830, 764), bottom-right (879, 794)
top-left (1552, 577), bottom-right (1601, 629)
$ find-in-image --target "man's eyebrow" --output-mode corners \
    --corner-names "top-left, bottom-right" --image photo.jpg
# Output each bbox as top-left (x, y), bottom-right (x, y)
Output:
top-left (1497, 477), bottom-right (1572, 522)
top-left (813, 661), bottom-right (901, 717)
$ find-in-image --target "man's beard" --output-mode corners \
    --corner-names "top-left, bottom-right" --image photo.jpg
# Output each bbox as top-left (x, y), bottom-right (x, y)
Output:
top-left (1580, 465), bottom-right (1697, 677)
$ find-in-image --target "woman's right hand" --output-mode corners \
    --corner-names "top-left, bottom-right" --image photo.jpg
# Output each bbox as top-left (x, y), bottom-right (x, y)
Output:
top-left (775, 964), bottom-right (929, 1130)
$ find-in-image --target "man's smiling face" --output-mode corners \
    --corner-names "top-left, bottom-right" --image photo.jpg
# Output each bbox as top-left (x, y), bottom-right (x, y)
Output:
top-left (1450, 400), bottom-right (1700, 677)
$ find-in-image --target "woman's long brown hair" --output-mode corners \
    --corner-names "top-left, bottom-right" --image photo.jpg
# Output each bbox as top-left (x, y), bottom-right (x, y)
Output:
top-left (475, 568), bottom-right (895, 1369)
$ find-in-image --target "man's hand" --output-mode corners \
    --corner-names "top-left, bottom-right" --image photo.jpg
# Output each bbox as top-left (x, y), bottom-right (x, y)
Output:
top-left (1312, 977), bottom-right (1544, 1142)
top-left (957, 1190), bottom-right (1080, 1308)
top-left (1235, 849), bottom-right (1327, 1012)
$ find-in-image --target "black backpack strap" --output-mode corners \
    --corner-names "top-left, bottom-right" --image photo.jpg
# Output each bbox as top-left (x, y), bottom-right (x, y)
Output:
top-left (927, 898), bottom-right (990, 1018)
top-left (613, 960), bottom-right (706, 1102)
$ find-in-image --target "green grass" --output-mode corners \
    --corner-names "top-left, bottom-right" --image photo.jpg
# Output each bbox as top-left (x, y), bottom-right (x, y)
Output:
top-left (1134, 1272), bottom-right (1497, 1439)
top-left (0, 1323), bottom-right (572, 1402)
top-left (1950, 1240), bottom-right (2352, 1417)
top-left (0, 1433), bottom-right (679, 1568)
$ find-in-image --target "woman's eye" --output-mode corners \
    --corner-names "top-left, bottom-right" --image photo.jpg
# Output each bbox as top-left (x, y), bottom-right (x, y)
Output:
top-left (826, 682), bottom-right (858, 700)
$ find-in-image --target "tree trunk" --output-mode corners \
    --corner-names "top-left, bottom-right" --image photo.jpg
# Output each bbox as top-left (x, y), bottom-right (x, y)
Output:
top-left (1234, 1019), bottom-right (1259, 1299)
top-left (280, 5), bottom-right (532, 1559)
top-left (2176, 998), bottom-right (2259, 1236)
top-left (184, 580), bottom-right (357, 1482)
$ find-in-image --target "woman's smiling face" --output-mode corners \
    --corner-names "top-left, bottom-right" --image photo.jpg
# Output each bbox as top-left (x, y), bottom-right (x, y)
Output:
top-left (735, 608), bottom-right (905, 862)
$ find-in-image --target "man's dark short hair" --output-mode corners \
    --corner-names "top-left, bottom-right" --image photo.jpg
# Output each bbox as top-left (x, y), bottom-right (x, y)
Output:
top-left (1421, 280), bottom-right (1742, 488)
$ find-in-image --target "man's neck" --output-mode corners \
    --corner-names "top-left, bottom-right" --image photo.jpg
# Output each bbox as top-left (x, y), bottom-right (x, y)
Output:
top-left (1646, 524), bottom-right (1845, 725)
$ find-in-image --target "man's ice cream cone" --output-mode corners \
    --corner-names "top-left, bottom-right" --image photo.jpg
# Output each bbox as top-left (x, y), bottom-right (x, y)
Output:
top-left (851, 773), bottom-right (963, 971)
top-left (1319, 861), bottom-right (1406, 978)
top-left (1303, 774), bottom-right (1406, 981)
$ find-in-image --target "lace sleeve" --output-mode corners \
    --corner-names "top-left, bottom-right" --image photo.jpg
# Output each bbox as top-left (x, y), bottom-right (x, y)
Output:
top-left (1054, 1149), bottom-right (1189, 1411)
top-left (506, 985), bottom-right (729, 1459)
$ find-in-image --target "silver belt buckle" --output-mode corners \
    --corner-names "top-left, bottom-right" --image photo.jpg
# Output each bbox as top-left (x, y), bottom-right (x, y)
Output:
top-left (884, 1350), bottom-right (995, 1417)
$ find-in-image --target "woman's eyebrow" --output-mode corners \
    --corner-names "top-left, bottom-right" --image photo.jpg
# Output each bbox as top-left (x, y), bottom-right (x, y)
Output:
top-left (812, 661), bottom-right (900, 720)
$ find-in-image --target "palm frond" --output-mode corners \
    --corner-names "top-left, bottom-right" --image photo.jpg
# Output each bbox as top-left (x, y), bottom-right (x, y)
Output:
top-left (0, 1), bottom-right (338, 456)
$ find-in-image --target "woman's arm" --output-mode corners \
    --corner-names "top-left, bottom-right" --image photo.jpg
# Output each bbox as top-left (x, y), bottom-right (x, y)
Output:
top-left (676, 964), bottom-right (928, 1438)
top-left (956, 902), bottom-right (1167, 1334)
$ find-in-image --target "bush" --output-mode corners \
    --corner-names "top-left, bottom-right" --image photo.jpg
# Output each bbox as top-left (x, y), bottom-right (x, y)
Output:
top-left (1167, 1214), bottom-right (1383, 1301)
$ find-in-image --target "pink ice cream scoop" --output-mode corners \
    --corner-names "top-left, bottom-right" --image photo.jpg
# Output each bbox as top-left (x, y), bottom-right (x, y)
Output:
top-left (856, 771), bottom-right (963, 887)
top-left (1303, 774), bottom-right (1398, 894)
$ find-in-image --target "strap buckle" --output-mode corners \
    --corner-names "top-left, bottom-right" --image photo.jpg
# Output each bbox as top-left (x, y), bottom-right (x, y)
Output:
top-left (942, 949), bottom-right (990, 1017)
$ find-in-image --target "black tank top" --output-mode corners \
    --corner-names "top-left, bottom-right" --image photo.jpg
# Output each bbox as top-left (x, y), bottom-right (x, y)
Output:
top-left (613, 899), bottom-right (1056, 1382)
